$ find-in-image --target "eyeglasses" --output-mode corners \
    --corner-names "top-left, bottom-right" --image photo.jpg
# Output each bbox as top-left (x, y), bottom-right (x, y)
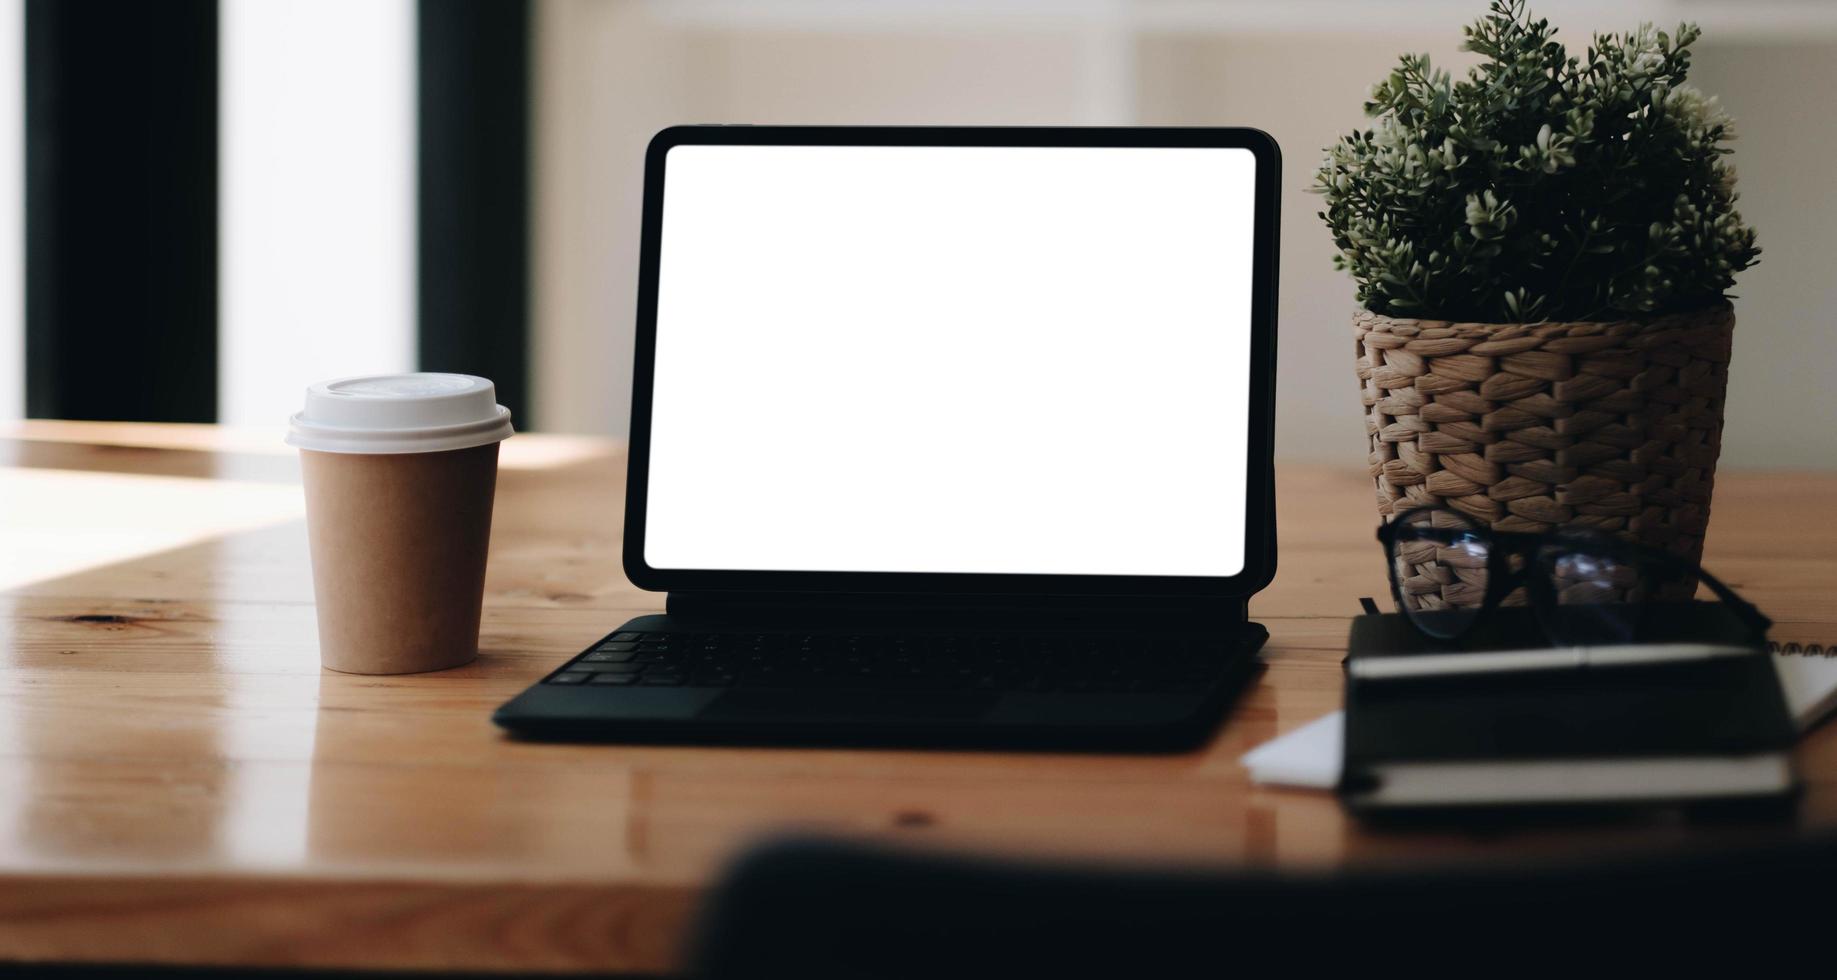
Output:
top-left (1377, 506), bottom-right (1772, 645)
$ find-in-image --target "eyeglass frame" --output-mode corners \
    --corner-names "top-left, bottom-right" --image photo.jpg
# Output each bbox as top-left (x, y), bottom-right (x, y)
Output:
top-left (1376, 505), bottom-right (1773, 643)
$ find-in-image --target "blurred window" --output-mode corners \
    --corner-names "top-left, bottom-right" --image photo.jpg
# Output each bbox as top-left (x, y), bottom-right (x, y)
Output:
top-left (0, 0), bottom-right (19, 421)
top-left (219, 0), bottom-right (415, 427)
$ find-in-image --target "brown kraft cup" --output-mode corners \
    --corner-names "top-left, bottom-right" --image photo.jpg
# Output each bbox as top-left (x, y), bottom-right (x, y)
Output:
top-left (288, 374), bottom-right (515, 674)
top-left (301, 443), bottom-right (500, 674)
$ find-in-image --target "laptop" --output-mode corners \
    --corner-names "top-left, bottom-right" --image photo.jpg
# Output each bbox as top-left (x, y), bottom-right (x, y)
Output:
top-left (494, 125), bottom-right (1280, 750)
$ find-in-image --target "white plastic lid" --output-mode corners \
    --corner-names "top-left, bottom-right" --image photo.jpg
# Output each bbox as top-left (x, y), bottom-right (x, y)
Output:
top-left (286, 373), bottom-right (514, 454)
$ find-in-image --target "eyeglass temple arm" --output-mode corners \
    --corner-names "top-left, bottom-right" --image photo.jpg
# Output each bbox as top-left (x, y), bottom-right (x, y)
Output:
top-left (1687, 564), bottom-right (1773, 634)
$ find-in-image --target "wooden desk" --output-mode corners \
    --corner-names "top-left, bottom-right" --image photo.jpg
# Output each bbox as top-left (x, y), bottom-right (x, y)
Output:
top-left (1, 421), bottom-right (1834, 973)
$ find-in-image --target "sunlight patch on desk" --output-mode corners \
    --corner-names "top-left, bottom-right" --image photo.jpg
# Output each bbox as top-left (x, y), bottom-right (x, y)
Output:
top-left (0, 468), bottom-right (305, 593)
top-left (1, 422), bottom-right (619, 475)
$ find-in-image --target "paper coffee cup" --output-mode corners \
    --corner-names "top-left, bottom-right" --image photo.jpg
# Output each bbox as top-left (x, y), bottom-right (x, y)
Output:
top-left (287, 374), bottom-right (514, 674)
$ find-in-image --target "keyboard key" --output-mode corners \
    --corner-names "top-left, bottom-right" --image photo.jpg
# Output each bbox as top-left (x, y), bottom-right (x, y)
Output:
top-left (583, 650), bottom-right (637, 663)
top-left (610, 632), bottom-right (643, 642)
top-left (596, 641), bottom-right (638, 653)
top-left (589, 673), bottom-right (638, 685)
top-left (576, 662), bottom-right (643, 674)
top-left (548, 672), bottom-right (591, 685)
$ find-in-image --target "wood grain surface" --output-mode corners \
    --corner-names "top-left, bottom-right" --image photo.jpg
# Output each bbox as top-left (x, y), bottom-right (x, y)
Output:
top-left (1, 421), bottom-right (1834, 973)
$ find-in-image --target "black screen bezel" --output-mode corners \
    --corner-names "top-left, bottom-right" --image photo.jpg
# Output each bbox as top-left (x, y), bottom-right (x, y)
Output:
top-left (623, 125), bottom-right (1280, 600)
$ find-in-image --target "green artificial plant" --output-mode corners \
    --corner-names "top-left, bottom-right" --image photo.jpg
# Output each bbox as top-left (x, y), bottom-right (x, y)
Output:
top-left (1313, 0), bottom-right (1759, 322)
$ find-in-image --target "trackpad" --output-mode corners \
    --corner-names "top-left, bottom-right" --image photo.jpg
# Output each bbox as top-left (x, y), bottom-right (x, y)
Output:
top-left (699, 689), bottom-right (996, 722)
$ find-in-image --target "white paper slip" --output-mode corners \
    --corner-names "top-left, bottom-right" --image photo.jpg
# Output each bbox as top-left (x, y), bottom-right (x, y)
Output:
top-left (1774, 646), bottom-right (1837, 732)
top-left (1241, 711), bottom-right (1343, 790)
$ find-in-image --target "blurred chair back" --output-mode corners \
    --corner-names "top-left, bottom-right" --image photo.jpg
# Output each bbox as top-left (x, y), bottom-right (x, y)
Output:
top-left (689, 832), bottom-right (1835, 978)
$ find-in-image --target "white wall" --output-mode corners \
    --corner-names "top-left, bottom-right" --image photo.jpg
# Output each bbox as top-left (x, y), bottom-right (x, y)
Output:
top-left (531, 2), bottom-right (1837, 469)
top-left (532, 0), bottom-right (690, 436)
top-left (679, 30), bottom-right (1091, 125)
top-left (1689, 43), bottom-right (1837, 470)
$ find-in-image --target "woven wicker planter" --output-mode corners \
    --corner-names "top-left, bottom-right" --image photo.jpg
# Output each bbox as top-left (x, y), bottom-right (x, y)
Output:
top-left (1355, 304), bottom-right (1735, 609)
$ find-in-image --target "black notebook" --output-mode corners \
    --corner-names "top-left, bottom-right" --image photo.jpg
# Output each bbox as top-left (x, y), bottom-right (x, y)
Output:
top-left (1340, 602), bottom-right (1799, 815)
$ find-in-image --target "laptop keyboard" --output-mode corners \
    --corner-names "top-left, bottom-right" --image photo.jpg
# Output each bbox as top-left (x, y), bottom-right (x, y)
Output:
top-left (543, 630), bottom-right (1228, 694)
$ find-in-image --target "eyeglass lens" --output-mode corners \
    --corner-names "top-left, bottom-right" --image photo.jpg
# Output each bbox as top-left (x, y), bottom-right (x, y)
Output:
top-left (1536, 544), bottom-right (1646, 644)
top-left (1390, 508), bottom-right (1489, 639)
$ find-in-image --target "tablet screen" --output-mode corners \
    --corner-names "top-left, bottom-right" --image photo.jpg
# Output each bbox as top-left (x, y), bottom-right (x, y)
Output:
top-left (643, 143), bottom-right (1258, 578)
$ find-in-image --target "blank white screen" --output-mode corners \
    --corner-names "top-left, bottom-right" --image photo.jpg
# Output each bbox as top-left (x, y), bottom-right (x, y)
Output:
top-left (646, 143), bottom-right (1256, 577)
